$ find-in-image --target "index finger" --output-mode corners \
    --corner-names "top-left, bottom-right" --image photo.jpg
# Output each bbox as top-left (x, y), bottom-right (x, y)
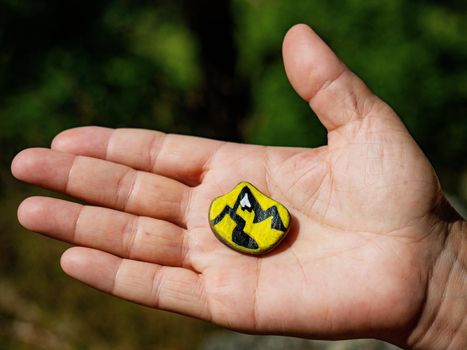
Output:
top-left (52, 127), bottom-right (225, 186)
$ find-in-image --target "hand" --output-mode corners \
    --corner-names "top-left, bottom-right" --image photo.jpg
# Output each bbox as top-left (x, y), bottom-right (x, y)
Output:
top-left (11, 24), bottom-right (465, 349)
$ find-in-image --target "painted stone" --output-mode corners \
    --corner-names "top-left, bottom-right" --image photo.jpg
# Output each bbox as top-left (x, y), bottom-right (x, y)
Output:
top-left (209, 182), bottom-right (291, 255)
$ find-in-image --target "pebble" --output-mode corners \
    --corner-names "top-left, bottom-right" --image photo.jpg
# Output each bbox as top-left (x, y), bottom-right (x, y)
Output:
top-left (209, 182), bottom-right (290, 255)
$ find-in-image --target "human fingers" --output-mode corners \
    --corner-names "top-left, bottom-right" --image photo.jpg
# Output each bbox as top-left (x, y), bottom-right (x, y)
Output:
top-left (51, 126), bottom-right (224, 186)
top-left (61, 247), bottom-right (209, 319)
top-left (18, 196), bottom-right (191, 268)
top-left (11, 148), bottom-right (191, 227)
top-left (282, 24), bottom-right (406, 134)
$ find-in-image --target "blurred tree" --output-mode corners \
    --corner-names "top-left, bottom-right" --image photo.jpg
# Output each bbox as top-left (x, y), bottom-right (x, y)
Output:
top-left (182, 0), bottom-right (250, 141)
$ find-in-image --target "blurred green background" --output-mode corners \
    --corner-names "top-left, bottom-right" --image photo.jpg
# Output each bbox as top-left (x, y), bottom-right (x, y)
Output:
top-left (1, 0), bottom-right (466, 349)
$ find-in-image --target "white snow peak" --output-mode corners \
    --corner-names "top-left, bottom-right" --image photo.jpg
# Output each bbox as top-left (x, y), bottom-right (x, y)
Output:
top-left (240, 193), bottom-right (251, 209)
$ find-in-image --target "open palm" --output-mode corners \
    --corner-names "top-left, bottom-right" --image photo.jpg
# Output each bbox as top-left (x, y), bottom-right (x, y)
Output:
top-left (12, 25), bottom-right (447, 346)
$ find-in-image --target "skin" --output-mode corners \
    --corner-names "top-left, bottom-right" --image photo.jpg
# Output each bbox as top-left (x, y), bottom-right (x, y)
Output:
top-left (11, 24), bottom-right (466, 349)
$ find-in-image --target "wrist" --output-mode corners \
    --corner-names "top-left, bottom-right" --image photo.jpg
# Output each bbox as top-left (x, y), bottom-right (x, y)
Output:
top-left (408, 205), bottom-right (466, 350)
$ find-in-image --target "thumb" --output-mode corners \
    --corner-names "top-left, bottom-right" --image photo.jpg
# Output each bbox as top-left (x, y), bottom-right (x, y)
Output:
top-left (282, 24), bottom-right (403, 134)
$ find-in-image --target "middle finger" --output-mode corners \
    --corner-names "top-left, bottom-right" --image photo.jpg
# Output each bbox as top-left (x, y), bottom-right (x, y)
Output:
top-left (12, 148), bottom-right (191, 227)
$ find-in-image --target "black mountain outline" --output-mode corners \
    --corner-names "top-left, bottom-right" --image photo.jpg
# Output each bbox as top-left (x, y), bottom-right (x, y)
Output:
top-left (211, 185), bottom-right (287, 250)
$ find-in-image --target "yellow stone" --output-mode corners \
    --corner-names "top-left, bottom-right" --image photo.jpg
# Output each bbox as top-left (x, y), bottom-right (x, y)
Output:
top-left (209, 182), bottom-right (290, 255)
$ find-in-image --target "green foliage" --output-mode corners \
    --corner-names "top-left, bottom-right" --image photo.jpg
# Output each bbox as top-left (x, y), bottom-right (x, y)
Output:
top-left (0, 0), bottom-right (201, 164)
top-left (233, 0), bottom-right (466, 189)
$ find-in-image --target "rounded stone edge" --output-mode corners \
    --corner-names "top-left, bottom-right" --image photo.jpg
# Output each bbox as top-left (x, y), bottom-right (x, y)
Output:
top-left (208, 182), bottom-right (291, 256)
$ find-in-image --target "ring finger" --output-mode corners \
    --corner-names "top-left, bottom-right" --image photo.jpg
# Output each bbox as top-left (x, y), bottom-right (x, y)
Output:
top-left (18, 196), bottom-right (192, 268)
top-left (12, 148), bottom-right (191, 227)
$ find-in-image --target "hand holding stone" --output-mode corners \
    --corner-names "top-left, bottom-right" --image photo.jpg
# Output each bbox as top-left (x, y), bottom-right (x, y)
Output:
top-left (11, 24), bottom-right (465, 350)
